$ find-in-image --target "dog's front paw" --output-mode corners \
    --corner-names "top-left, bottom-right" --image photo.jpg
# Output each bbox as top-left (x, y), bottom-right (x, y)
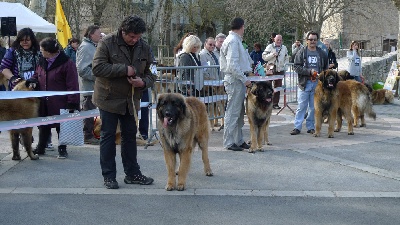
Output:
top-left (334, 128), bottom-right (340, 132)
top-left (12, 154), bottom-right (21, 160)
top-left (348, 132), bottom-right (354, 135)
top-left (258, 148), bottom-right (264, 152)
top-left (328, 134), bottom-right (335, 138)
top-left (313, 133), bottom-right (320, 137)
top-left (205, 169), bottom-right (213, 176)
top-left (266, 142), bottom-right (272, 146)
top-left (165, 183), bottom-right (175, 191)
top-left (248, 149), bottom-right (256, 153)
top-left (176, 183), bottom-right (185, 191)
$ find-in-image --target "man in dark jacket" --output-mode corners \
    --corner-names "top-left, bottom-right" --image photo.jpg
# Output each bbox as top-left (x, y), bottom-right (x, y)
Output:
top-left (290, 31), bottom-right (328, 135)
top-left (92, 15), bottom-right (156, 189)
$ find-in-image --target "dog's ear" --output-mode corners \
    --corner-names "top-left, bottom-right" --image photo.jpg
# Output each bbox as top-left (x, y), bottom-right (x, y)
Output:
top-left (251, 83), bottom-right (258, 95)
top-left (156, 94), bottom-right (165, 111)
top-left (334, 71), bottom-right (341, 84)
top-left (319, 71), bottom-right (325, 82)
top-left (179, 96), bottom-right (186, 116)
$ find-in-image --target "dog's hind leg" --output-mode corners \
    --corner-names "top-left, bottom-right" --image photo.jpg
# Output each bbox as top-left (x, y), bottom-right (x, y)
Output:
top-left (21, 128), bottom-right (38, 160)
top-left (352, 105), bottom-right (361, 127)
top-left (197, 138), bottom-right (213, 176)
top-left (164, 149), bottom-right (177, 191)
top-left (10, 131), bottom-right (21, 160)
top-left (177, 148), bottom-right (193, 191)
top-left (334, 109), bottom-right (342, 133)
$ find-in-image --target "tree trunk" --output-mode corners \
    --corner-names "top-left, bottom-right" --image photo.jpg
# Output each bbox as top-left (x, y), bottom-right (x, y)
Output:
top-left (29, 0), bottom-right (47, 17)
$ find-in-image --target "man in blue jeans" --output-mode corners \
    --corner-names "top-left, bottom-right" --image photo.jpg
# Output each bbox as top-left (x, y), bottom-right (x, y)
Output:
top-left (290, 31), bottom-right (328, 135)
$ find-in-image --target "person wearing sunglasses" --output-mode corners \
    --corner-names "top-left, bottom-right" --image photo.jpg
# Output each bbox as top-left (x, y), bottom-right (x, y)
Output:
top-left (290, 31), bottom-right (328, 135)
top-left (200, 37), bottom-right (219, 81)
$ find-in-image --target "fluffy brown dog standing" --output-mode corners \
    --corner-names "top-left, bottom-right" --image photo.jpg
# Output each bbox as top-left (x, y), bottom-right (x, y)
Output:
top-left (246, 81), bottom-right (274, 153)
top-left (314, 70), bottom-right (354, 138)
top-left (157, 93), bottom-right (213, 191)
top-left (345, 80), bottom-right (376, 127)
top-left (0, 81), bottom-right (39, 160)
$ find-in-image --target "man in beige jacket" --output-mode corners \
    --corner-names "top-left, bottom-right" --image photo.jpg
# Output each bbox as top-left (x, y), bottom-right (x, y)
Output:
top-left (262, 34), bottom-right (289, 109)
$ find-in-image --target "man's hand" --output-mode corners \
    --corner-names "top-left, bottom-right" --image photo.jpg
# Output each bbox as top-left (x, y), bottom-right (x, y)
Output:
top-left (127, 76), bottom-right (145, 88)
top-left (245, 80), bottom-right (251, 88)
top-left (127, 66), bottom-right (136, 77)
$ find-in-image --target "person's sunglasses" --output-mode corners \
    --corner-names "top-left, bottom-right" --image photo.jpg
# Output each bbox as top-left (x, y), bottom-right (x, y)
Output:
top-left (307, 39), bottom-right (317, 42)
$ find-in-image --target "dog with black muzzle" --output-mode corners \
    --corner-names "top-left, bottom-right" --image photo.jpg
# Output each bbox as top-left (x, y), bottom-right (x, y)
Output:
top-left (156, 93), bottom-right (213, 191)
top-left (314, 70), bottom-right (355, 138)
top-left (246, 81), bottom-right (274, 153)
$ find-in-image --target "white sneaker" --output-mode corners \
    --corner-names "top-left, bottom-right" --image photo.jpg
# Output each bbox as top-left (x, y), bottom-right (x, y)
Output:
top-left (45, 143), bottom-right (55, 151)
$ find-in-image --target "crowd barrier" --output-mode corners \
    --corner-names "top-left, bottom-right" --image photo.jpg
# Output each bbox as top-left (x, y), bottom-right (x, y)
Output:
top-left (0, 64), bottom-right (299, 148)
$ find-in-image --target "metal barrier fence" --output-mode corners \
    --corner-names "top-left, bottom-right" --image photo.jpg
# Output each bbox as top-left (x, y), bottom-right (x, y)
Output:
top-left (0, 64), bottom-right (299, 148)
top-left (146, 64), bottom-right (299, 147)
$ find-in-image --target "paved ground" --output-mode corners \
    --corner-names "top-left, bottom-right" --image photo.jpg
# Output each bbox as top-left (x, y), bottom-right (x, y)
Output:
top-left (1, 94), bottom-right (400, 224)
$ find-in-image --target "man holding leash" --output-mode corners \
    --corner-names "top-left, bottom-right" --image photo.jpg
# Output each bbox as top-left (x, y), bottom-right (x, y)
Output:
top-left (290, 31), bottom-right (328, 135)
top-left (220, 17), bottom-right (252, 151)
top-left (92, 15), bottom-right (156, 189)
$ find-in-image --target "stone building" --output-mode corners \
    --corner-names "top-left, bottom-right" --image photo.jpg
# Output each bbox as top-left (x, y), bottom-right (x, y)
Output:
top-left (321, 0), bottom-right (398, 57)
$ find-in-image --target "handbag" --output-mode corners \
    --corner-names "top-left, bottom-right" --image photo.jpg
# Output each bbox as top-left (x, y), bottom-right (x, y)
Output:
top-left (59, 109), bottom-right (84, 146)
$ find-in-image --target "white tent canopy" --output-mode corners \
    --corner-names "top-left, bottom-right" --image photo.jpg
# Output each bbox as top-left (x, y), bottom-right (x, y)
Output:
top-left (0, 2), bottom-right (56, 34)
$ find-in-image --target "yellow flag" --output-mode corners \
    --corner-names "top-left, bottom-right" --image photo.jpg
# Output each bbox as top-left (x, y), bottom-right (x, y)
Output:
top-left (55, 0), bottom-right (72, 48)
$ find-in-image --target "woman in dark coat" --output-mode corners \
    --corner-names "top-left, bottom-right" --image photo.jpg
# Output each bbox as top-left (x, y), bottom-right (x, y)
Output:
top-left (27, 37), bottom-right (80, 159)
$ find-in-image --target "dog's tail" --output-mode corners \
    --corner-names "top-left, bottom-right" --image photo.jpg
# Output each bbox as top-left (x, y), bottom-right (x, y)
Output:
top-left (365, 93), bottom-right (377, 120)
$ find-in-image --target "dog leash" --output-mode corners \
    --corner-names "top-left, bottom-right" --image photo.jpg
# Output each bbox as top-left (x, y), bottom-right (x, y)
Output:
top-left (131, 86), bottom-right (140, 129)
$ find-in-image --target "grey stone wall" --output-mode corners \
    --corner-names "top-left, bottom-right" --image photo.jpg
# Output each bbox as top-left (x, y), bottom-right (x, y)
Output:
top-left (362, 52), bottom-right (397, 84)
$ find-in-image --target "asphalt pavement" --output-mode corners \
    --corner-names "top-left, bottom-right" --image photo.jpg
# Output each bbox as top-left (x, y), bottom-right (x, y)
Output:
top-left (1, 96), bottom-right (400, 224)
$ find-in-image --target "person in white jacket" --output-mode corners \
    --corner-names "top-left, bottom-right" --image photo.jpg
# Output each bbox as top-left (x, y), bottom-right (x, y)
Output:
top-left (347, 41), bottom-right (362, 82)
top-left (262, 34), bottom-right (289, 109)
top-left (220, 17), bottom-right (252, 151)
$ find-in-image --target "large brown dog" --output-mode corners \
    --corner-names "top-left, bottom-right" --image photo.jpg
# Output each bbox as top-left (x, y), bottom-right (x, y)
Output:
top-left (246, 81), bottom-right (274, 153)
top-left (345, 79), bottom-right (376, 127)
top-left (157, 93), bottom-right (213, 191)
top-left (0, 81), bottom-right (39, 160)
top-left (314, 70), bottom-right (355, 138)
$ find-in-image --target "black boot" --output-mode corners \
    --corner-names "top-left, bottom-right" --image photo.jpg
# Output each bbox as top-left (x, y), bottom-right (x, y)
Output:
top-left (33, 126), bottom-right (50, 155)
top-left (57, 145), bottom-right (68, 159)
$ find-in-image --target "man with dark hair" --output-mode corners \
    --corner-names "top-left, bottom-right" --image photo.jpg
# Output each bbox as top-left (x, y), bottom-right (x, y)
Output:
top-left (220, 17), bottom-right (252, 151)
top-left (291, 39), bottom-right (303, 63)
top-left (92, 15), bottom-right (155, 189)
top-left (76, 25), bottom-right (102, 145)
top-left (290, 31), bottom-right (328, 135)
